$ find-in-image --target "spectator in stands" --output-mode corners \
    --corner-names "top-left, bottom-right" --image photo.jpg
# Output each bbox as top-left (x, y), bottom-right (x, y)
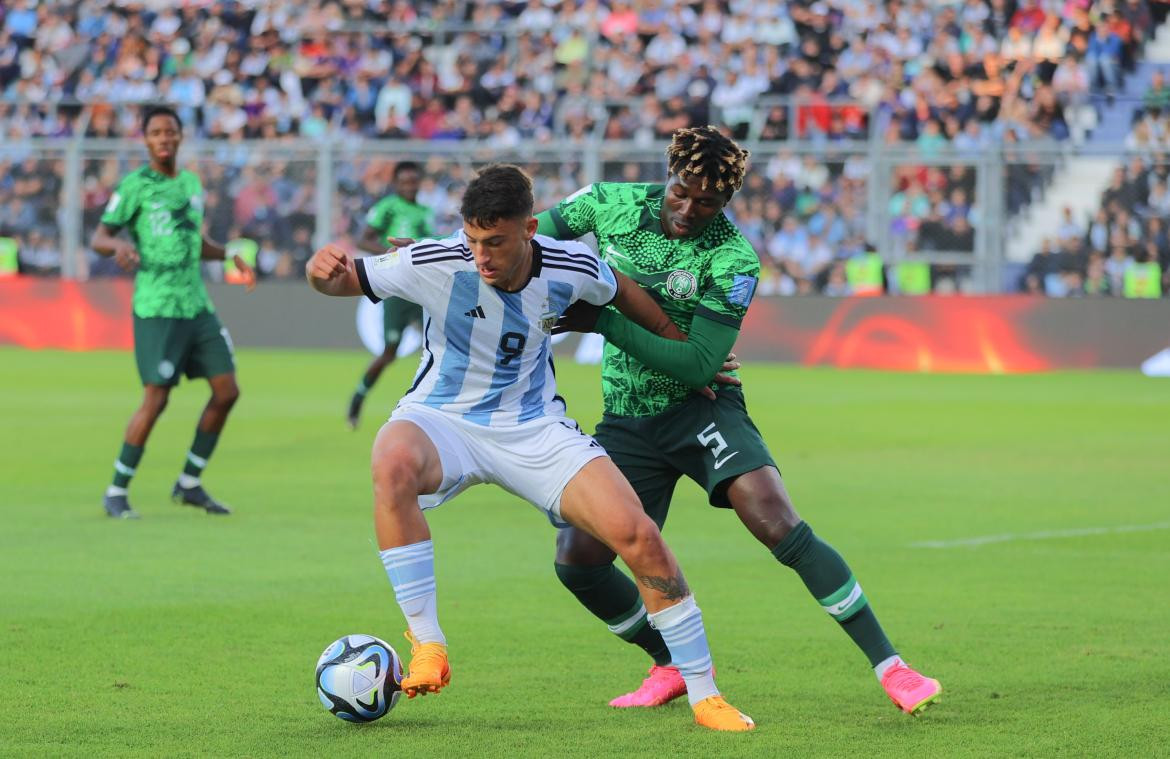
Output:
top-left (1024, 238), bottom-right (1059, 294)
top-left (18, 229), bottom-right (60, 276)
top-left (1143, 70), bottom-right (1170, 114)
top-left (1086, 21), bottom-right (1123, 94)
top-left (1105, 242), bottom-right (1133, 292)
top-left (1083, 251), bottom-right (1112, 295)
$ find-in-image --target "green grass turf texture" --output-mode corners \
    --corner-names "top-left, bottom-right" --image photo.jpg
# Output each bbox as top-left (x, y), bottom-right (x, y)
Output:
top-left (2, 347), bottom-right (1167, 758)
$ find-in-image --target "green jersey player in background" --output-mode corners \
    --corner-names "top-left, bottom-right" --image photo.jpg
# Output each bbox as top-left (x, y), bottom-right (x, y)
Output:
top-left (537, 126), bottom-right (942, 715)
top-left (347, 161), bottom-right (436, 429)
top-left (92, 106), bottom-right (255, 519)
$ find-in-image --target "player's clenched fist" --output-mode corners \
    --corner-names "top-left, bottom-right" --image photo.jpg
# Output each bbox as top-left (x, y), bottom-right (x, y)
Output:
top-left (308, 244), bottom-right (349, 279)
top-left (306, 243), bottom-right (363, 296)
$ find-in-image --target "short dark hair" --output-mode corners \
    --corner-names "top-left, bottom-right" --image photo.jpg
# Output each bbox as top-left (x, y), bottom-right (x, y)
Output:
top-left (460, 164), bottom-right (533, 227)
top-left (393, 160), bottom-right (421, 178)
top-left (142, 105), bottom-right (182, 134)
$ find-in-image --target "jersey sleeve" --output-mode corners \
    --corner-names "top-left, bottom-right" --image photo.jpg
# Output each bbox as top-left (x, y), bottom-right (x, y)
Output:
top-left (695, 240), bottom-right (761, 328)
top-left (100, 175), bottom-right (141, 231)
top-left (576, 257), bottom-right (619, 307)
top-left (354, 247), bottom-right (421, 303)
top-left (542, 183), bottom-right (601, 239)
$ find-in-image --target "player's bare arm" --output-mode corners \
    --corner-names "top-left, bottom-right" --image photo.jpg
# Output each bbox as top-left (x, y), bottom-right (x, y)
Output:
top-left (360, 226), bottom-right (417, 255)
top-left (357, 226), bottom-right (389, 255)
top-left (611, 271), bottom-right (685, 340)
top-left (306, 243), bottom-right (364, 297)
top-left (91, 223), bottom-right (140, 273)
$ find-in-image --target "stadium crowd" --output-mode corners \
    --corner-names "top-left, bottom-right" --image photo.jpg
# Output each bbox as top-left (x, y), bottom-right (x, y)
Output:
top-left (1, 0), bottom-right (1167, 296)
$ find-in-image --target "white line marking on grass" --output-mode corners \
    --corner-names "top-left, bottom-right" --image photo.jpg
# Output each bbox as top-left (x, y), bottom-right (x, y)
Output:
top-left (910, 522), bottom-right (1170, 549)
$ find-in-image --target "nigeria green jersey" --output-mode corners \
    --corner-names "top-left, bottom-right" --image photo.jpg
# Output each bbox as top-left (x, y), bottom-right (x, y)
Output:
top-left (542, 182), bottom-right (759, 417)
top-left (365, 194), bottom-right (435, 245)
top-left (100, 167), bottom-right (210, 319)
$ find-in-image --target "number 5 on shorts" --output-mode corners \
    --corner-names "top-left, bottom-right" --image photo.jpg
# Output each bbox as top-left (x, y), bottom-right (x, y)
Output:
top-left (697, 422), bottom-right (740, 470)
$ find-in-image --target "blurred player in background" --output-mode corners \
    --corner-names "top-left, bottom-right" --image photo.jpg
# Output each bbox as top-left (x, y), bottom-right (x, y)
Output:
top-left (92, 105), bottom-right (255, 519)
top-left (347, 161), bottom-right (436, 429)
top-left (539, 126), bottom-right (942, 715)
top-left (306, 164), bottom-right (754, 731)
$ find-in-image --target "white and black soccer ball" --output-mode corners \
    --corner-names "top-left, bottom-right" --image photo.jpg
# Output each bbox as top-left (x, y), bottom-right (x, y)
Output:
top-left (315, 634), bottom-right (403, 722)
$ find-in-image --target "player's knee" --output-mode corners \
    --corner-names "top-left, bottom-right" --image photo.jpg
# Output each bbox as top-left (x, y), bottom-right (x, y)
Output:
top-left (371, 446), bottom-right (426, 500)
top-left (738, 492), bottom-right (801, 548)
top-left (555, 527), bottom-right (617, 566)
top-left (212, 380), bottom-right (240, 409)
top-left (609, 515), bottom-right (667, 565)
top-left (215, 386), bottom-right (240, 410)
top-left (142, 388), bottom-right (169, 416)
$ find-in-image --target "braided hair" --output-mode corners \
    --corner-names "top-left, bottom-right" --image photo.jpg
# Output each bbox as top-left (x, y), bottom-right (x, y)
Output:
top-left (665, 126), bottom-right (750, 195)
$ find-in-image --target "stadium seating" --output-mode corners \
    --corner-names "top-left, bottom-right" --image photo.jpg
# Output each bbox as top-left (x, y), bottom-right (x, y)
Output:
top-left (0, 0), bottom-right (1166, 295)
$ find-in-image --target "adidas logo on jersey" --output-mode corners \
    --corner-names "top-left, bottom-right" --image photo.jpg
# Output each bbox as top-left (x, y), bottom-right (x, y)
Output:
top-left (464, 305), bottom-right (486, 319)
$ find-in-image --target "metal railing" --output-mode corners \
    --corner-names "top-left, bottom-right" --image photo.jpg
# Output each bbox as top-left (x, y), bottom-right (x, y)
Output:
top-left (0, 136), bottom-right (1150, 293)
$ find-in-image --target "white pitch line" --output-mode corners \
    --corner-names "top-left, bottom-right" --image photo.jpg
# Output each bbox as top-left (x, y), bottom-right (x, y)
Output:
top-left (910, 522), bottom-right (1170, 549)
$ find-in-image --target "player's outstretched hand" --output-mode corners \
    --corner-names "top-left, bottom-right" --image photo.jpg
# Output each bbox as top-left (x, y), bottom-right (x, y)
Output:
top-left (552, 301), bottom-right (602, 335)
top-left (114, 242), bottom-right (140, 273)
top-left (231, 253), bottom-right (257, 292)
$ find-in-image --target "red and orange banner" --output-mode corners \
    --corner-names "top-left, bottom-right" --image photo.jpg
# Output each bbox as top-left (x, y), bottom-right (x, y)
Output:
top-left (2, 279), bottom-right (1167, 372)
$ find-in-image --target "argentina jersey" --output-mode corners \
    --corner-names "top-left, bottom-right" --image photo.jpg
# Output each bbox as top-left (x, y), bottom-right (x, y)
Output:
top-left (354, 232), bottom-right (618, 426)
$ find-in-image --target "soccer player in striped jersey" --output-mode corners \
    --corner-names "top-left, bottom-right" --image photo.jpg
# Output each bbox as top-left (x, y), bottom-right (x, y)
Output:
top-left (306, 164), bottom-right (754, 731)
top-left (537, 127), bottom-right (942, 716)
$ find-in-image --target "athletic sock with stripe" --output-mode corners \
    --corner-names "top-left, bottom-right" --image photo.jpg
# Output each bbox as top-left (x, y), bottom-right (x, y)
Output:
top-left (771, 521), bottom-right (898, 667)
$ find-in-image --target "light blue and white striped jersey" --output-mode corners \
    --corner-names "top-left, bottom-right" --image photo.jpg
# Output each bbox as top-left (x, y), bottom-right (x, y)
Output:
top-left (354, 231), bottom-right (618, 427)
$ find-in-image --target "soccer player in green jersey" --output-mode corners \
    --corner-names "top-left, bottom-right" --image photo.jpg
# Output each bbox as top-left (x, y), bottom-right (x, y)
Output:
top-left (347, 161), bottom-right (437, 429)
top-left (92, 106), bottom-right (255, 520)
top-left (537, 126), bottom-right (943, 716)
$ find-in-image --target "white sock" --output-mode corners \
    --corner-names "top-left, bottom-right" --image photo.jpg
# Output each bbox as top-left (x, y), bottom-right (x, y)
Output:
top-left (875, 654), bottom-right (905, 680)
top-left (177, 473), bottom-right (200, 489)
top-left (105, 485), bottom-right (127, 497)
top-left (380, 540), bottom-right (446, 645)
top-left (648, 596), bottom-right (718, 705)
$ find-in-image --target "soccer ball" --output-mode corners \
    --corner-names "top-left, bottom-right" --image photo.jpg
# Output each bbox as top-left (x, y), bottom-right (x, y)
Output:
top-left (315, 634), bottom-right (403, 722)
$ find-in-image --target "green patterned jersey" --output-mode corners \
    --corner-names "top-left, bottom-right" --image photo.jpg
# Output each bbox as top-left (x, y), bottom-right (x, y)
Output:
top-left (365, 194), bottom-right (435, 245)
top-left (101, 167), bottom-right (210, 319)
top-left (543, 182), bottom-right (759, 417)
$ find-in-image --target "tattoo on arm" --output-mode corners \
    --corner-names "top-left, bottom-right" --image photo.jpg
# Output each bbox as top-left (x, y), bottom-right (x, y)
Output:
top-left (637, 571), bottom-right (690, 601)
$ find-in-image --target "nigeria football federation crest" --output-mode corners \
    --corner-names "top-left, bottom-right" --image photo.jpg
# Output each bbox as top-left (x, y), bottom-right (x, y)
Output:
top-left (665, 269), bottom-right (698, 300)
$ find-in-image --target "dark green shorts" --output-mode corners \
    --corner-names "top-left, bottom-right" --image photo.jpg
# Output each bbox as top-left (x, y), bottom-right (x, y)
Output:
top-left (133, 310), bottom-right (235, 387)
top-left (593, 387), bottom-right (777, 528)
top-left (383, 296), bottom-right (422, 347)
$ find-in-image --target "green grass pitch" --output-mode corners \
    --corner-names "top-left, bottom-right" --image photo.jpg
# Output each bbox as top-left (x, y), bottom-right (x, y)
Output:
top-left (2, 348), bottom-right (1167, 757)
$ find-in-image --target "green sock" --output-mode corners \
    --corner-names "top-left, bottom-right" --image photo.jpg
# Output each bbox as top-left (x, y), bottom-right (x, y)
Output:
top-left (182, 428), bottom-right (220, 478)
top-left (771, 521), bottom-right (898, 667)
top-left (355, 374), bottom-right (373, 397)
top-left (112, 442), bottom-right (144, 488)
top-left (555, 562), bottom-right (672, 666)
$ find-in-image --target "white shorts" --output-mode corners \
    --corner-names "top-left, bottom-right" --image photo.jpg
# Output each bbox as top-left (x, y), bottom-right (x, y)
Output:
top-left (387, 403), bottom-right (608, 526)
